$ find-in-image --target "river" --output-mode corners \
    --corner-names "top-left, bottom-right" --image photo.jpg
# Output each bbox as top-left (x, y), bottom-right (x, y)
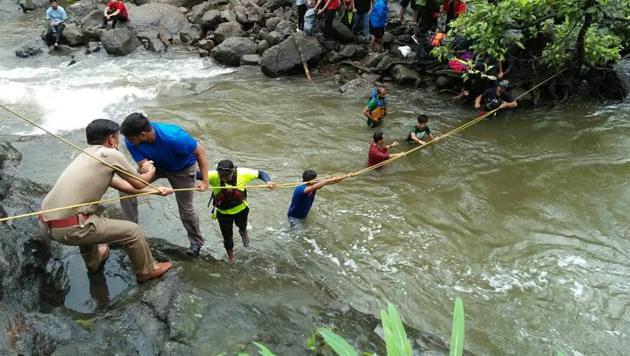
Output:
top-left (1, 8), bottom-right (630, 356)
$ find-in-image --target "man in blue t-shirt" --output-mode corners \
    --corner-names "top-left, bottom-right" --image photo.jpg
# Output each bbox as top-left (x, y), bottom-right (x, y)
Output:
top-left (287, 170), bottom-right (345, 226)
top-left (120, 113), bottom-right (209, 256)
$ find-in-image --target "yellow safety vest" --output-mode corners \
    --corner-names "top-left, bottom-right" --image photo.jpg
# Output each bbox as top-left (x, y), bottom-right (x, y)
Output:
top-left (208, 168), bottom-right (259, 215)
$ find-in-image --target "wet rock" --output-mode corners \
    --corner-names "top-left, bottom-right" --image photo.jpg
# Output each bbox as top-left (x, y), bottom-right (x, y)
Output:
top-left (241, 54), bottom-right (261, 65)
top-left (48, 44), bottom-right (82, 56)
top-left (86, 41), bottom-right (101, 53)
top-left (260, 0), bottom-right (292, 11)
top-left (180, 24), bottom-right (202, 43)
top-left (137, 30), bottom-right (166, 52)
top-left (15, 45), bottom-right (43, 58)
top-left (265, 17), bottom-right (281, 31)
top-left (256, 39), bottom-right (269, 54)
top-left (383, 31), bottom-right (394, 45)
top-left (435, 75), bottom-right (455, 89)
top-left (62, 23), bottom-right (85, 46)
top-left (220, 8), bottom-right (237, 22)
top-left (168, 290), bottom-right (207, 343)
top-left (320, 39), bottom-right (337, 51)
top-left (327, 50), bottom-right (342, 63)
top-left (199, 48), bottom-right (210, 57)
top-left (338, 76), bottom-right (372, 95)
top-left (242, 1), bottom-right (265, 25)
top-left (198, 38), bottom-right (215, 51)
top-left (260, 32), bottom-right (324, 77)
top-left (266, 30), bottom-right (283, 46)
top-left (207, 0), bottom-right (230, 7)
top-left (101, 27), bottom-right (141, 56)
top-left (80, 9), bottom-right (106, 41)
top-left (332, 19), bottom-right (353, 42)
top-left (361, 51), bottom-right (385, 68)
top-left (354, 45), bottom-right (367, 60)
top-left (18, 0), bottom-right (37, 12)
top-left (211, 37), bottom-right (257, 66)
top-left (189, 1), bottom-right (211, 24)
top-left (375, 54), bottom-right (394, 71)
top-left (613, 58), bottom-right (630, 97)
top-left (214, 21), bottom-right (244, 44)
top-left (163, 341), bottom-right (192, 354)
top-left (338, 66), bottom-right (359, 82)
top-left (274, 19), bottom-right (293, 37)
top-left (127, 3), bottom-right (189, 37)
top-left (391, 64), bottom-right (422, 86)
top-left (66, 0), bottom-right (98, 19)
top-left (133, 0), bottom-right (205, 9)
top-left (339, 44), bottom-right (356, 58)
top-left (200, 9), bottom-right (223, 30)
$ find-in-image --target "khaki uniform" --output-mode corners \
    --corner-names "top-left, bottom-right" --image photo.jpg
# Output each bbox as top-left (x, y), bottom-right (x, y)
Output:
top-left (41, 145), bottom-right (154, 274)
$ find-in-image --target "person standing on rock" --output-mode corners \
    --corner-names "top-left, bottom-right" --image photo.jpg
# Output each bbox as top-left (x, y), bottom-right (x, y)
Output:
top-left (363, 85), bottom-right (388, 128)
top-left (316, 0), bottom-right (340, 39)
top-left (205, 160), bottom-right (275, 263)
top-left (296, 0), bottom-right (308, 32)
top-left (39, 119), bottom-right (173, 283)
top-left (120, 113), bottom-right (209, 257)
top-left (303, 0), bottom-right (318, 36)
top-left (352, 0), bottom-right (370, 41)
top-left (369, 0), bottom-right (388, 52)
top-left (45, 0), bottom-right (67, 47)
top-left (102, 0), bottom-right (129, 29)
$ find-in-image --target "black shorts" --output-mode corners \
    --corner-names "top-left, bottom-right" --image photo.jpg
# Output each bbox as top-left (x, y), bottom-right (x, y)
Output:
top-left (370, 26), bottom-right (384, 38)
top-left (400, 0), bottom-right (418, 10)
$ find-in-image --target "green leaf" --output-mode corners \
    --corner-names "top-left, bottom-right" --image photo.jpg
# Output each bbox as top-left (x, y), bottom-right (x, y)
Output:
top-left (381, 303), bottom-right (413, 356)
top-left (252, 342), bottom-right (277, 356)
top-left (449, 297), bottom-right (465, 356)
top-left (318, 328), bottom-right (359, 356)
top-left (515, 41), bottom-right (526, 49)
top-left (555, 351), bottom-right (566, 356)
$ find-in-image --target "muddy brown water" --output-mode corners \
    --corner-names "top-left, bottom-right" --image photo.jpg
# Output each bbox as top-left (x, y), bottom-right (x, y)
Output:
top-left (2, 9), bottom-right (630, 355)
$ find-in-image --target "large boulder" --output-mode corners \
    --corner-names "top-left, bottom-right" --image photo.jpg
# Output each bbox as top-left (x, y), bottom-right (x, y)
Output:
top-left (66, 0), bottom-right (98, 19)
top-left (179, 24), bottom-right (202, 43)
top-left (260, 32), bottom-right (323, 77)
top-left (133, 0), bottom-right (205, 9)
top-left (189, 1), bottom-right (211, 24)
top-left (391, 64), bottom-right (422, 86)
top-left (137, 30), bottom-right (166, 52)
top-left (62, 23), bottom-right (85, 46)
top-left (101, 27), bottom-right (141, 55)
top-left (210, 37), bottom-right (257, 66)
top-left (332, 18), bottom-right (353, 42)
top-left (80, 9), bottom-right (106, 41)
top-left (200, 9), bottom-right (222, 30)
top-left (265, 17), bottom-right (281, 31)
top-left (260, 0), bottom-right (292, 11)
top-left (127, 3), bottom-right (189, 37)
top-left (274, 19), bottom-right (293, 37)
top-left (214, 21), bottom-right (244, 43)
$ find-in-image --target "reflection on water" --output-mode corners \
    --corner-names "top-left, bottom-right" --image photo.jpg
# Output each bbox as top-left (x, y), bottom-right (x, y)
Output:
top-left (1, 11), bottom-right (630, 354)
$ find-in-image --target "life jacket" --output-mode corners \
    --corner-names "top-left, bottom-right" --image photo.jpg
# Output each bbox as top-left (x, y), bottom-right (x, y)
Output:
top-left (368, 88), bottom-right (387, 121)
top-left (208, 168), bottom-right (259, 215)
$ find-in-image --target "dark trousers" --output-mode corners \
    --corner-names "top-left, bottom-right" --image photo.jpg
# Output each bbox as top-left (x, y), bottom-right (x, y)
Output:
top-left (216, 207), bottom-right (249, 251)
top-left (297, 4), bottom-right (307, 31)
top-left (103, 9), bottom-right (128, 28)
top-left (45, 24), bottom-right (64, 45)
top-left (324, 8), bottom-right (336, 38)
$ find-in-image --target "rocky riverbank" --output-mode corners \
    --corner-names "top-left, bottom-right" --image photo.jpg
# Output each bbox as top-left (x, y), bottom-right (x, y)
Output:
top-left (12, 0), bottom-right (630, 105)
top-left (0, 140), bottom-right (455, 354)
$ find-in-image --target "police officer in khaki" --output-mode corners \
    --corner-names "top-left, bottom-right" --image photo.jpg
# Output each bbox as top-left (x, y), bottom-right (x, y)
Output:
top-left (39, 119), bottom-right (173, 282)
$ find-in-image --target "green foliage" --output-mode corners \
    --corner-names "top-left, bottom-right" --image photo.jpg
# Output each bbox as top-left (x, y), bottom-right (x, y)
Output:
top-left (436, 0), bottom-right (626, 71)
top-left (318, 328), bottom-right (360, 356)
top-left (449, 298), bottom-right (465, 356)
top-left (380, 303), bottom-right (413, 356)
top-left (252, 342), bottom-right (276, 356)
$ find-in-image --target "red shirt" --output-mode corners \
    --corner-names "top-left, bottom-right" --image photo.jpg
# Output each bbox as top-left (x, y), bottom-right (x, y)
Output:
top-left (107, 1), bottom-right (128, 19)
top-left (327, 0), bottom-right (341, 10)
top-left (368, 143), bottom-right (389, 167)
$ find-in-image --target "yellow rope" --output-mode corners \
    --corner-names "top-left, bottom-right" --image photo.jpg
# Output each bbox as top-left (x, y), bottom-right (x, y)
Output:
top-left (0, 69), bottom-right (564, 223)
top-left (0, 104), bottom-right (160, 191)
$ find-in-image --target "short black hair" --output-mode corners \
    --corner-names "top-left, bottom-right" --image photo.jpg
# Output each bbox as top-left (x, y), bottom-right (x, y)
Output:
top-left (373, 131), bottom-right (384, 143)
top-left (121, 113), bottom-right (152, 137)
top-left (417, 114), bottom-right (429, 123)
top-left (302, 170), bottom-right (317, 182)
top-left (86, 119), bottom-right (119, 145)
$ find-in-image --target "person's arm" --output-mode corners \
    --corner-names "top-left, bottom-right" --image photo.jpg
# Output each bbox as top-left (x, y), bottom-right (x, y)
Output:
top-left (111, 176), bottom-right (173, 196)
top-left (427, 133), bottom-right (436, 141)
top-left (257, 170), bottom-right (276, 189)
top-left (103, 4), bottom-right (109, 17)
top-left (318, 0), bottom-right (333, 14)
top-left (386, 141), bottom-right (399, 149)
top-left (499, 99), bottom-right (517, 109)
top-left (363, 98), bottom-right (377, 120)
top-left (350, 0), bottom-right (355, 11)
top-left (474, 95), bottom-right (482, 109)
top-left (314, 0), bottom-right (323, 9)
top-left (60, 8), bottom-right (67, 23)
top-left (410, 132), bottom-right (426, 145)
top-left (194, 143), bottom-right (209, 191)
top-left (304, 175), bottom-right (346, 194)
top-left (497, 60), bottom-right (504, 79)
top-left (109, 6), bottom-right (121, 16)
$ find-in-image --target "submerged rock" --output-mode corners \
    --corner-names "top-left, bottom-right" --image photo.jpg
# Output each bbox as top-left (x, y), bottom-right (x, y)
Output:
top-left (15, 45), bottom-right (42, 58)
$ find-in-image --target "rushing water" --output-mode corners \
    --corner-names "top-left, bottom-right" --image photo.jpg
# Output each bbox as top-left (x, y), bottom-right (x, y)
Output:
top-left (2, 9), bottom-right (630, 356)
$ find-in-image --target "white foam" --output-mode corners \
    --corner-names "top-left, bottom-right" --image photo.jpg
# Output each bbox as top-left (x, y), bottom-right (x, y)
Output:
top-left (557, 255), bottom-right (588, 268)
top-left (0, 56), bottom-right (233, 135)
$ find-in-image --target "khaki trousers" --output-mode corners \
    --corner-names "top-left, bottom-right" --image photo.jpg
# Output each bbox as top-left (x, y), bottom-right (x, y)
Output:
top-left (42, 215), bottom-right (155, 274)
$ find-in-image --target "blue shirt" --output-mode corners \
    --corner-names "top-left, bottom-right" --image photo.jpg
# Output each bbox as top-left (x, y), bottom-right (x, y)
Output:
top-left (46, 6), bottom-right (67, 23)
top-left (287, 184), bottom-right (317, 219)
top-left (125, 122), bottom-right (198, 172)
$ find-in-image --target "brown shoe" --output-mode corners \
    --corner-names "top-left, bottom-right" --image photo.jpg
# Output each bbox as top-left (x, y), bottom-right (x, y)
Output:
top-left (136, 261), bottom-right (173, 283)
top-left (88, 244), bottom-right (110, 273)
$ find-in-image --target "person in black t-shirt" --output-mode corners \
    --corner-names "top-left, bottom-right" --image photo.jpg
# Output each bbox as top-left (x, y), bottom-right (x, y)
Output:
top-left (474, 80), bottom-right (518, 112)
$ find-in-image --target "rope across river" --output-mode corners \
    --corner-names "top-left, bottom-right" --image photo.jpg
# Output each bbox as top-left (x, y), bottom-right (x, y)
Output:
top-left (0, 69), bottom-right (564, 223)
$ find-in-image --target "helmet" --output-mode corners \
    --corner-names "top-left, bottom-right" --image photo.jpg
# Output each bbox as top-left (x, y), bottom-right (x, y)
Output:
top-left (217, 159), bottom-right (235, 173)
top-left (498, 80), bottom-right (510, 89)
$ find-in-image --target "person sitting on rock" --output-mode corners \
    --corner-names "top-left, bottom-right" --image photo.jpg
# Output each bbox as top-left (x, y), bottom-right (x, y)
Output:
top-left (45, 0), bottom-right (67, 47)
top-left (369, 0), bottom-right (388, 52)
top-left (103, 0), bottom-right (128, 29)
top-left (474, 80), bottom-right (518, 113)
top-left (363, 85), bottom-right (388, 128)
top-left (303, 0), bottom-right (318, 36)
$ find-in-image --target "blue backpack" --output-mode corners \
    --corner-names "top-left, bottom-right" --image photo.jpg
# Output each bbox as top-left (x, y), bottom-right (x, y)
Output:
top-left (368, 87), bottom-right (387, 108)
top-left (370, 0), bottom-right (388, 28)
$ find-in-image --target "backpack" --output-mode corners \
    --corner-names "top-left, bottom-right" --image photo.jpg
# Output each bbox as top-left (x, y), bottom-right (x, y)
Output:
top-left (369, 0), bottom-right (388, 28)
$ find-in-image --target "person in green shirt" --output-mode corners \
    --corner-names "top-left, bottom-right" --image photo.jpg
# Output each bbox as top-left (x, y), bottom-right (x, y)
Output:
top-left (407, 114), bottom-right (436, 145)
top-left (363, 85), bottom-right (387, 128)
